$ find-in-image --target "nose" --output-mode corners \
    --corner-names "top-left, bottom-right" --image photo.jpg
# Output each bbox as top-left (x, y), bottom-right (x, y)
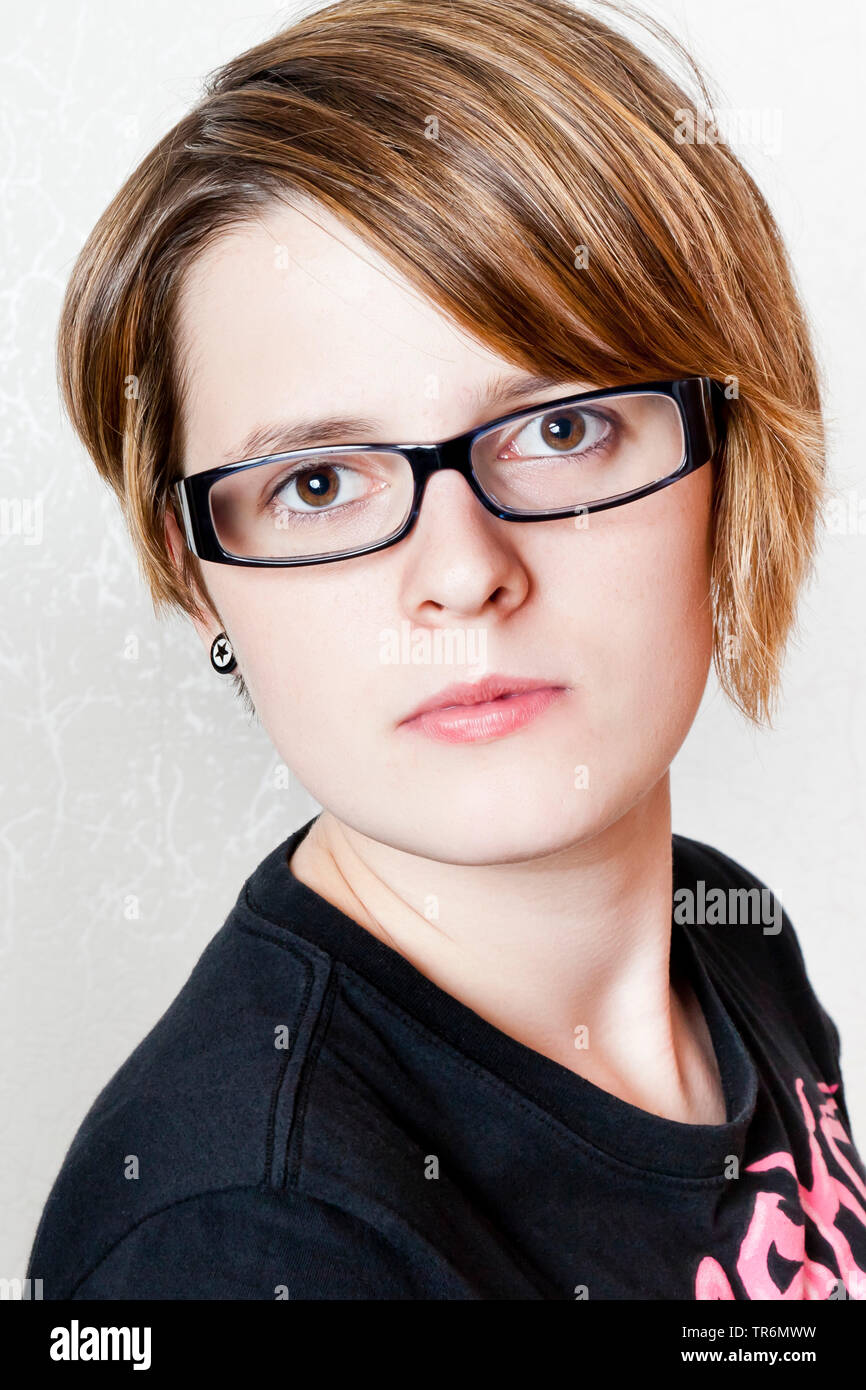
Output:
top-left (396, 466), bottom-right (530, 622)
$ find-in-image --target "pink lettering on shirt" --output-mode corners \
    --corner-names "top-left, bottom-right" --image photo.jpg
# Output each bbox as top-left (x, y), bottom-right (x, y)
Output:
top-left (695, 1079), bottom-right (866, 1300)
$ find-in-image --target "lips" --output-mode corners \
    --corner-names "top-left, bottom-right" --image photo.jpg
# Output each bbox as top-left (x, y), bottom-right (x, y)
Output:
top-left (398, 676), bottom-right (568, 745)
top-left (399, 674), bottom-right (562, 724)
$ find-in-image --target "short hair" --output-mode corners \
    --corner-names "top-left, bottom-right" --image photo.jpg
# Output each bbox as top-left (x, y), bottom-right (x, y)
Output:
top-left (56, 0), bottom-right (827, 726)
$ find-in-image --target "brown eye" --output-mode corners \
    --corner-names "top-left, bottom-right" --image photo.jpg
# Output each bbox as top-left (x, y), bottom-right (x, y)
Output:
top-left (294, 466), bottom-right (341, 507)
top-left (540, 410), bottom-right (588, 452)
top-left (270, 462), bottom-right (370, 513)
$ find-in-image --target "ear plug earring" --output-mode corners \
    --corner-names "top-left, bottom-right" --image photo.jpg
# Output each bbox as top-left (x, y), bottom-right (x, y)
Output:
top-left (209, 632), bottom-right (237, 674)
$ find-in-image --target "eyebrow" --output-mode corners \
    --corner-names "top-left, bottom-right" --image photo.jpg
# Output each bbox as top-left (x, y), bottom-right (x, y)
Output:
top-left (217, 370), bottom-right (581, 465)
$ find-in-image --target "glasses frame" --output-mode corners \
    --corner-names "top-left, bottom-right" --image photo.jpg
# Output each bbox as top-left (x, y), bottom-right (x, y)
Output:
top-left (172, 375), bottom-right (726, 567)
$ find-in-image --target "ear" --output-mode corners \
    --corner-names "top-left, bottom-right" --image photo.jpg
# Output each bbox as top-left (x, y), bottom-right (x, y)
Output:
top-left (164, 507), bottom-right (224, 661)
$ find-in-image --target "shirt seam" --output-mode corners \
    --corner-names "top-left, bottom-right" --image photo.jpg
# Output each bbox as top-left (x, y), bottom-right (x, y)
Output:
top-left (332, 963), bottom-right (747, 1187)
top-left (284, 956), bottom-right (340, 1191)
top-left (232, 917), bottom-right (336, 1189)
top-left (66, 1182), bottom-right (406, 1299)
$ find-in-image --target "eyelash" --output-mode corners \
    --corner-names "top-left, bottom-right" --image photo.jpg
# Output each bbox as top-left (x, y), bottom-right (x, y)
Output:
top-left (497, 407), bottom-right (617, 462)
top-left (258, 404), bottom-right (619, 513)
top-left (263, 463), bottom-right (380, 519)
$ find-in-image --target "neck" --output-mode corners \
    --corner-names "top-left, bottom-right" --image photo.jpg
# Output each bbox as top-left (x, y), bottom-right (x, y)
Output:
top-left (288, 775), bottom-right (724, 1124)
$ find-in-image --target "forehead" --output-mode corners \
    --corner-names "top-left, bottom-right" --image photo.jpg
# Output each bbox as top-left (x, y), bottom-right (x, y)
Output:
top-left (173, 200), bottom-right (514, 471)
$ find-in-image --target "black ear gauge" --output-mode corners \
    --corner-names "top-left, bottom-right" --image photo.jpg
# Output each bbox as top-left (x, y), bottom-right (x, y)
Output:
top-left (209, 632), bottom-right (237, 674)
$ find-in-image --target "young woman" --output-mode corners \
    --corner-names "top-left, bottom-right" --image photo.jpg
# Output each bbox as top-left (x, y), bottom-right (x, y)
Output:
top-left (27, 0), bottom-right (866, 1300)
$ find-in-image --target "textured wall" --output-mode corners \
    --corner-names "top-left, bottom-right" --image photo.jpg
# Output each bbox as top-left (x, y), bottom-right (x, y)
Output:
top-left (3, 0), bottom-right (864, 1278)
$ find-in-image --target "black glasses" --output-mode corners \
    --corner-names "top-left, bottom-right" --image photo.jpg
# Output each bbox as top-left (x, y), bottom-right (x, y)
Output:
top-left (172, 376), bottom-right (725, 567)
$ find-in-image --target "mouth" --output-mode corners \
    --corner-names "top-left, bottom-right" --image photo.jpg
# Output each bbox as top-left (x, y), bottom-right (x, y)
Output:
top-left (397, 674), bottom-right (569, 745)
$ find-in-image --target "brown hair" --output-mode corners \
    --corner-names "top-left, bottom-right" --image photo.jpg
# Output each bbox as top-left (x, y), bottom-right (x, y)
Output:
top-left (56, 0), bottom-right (827, 726)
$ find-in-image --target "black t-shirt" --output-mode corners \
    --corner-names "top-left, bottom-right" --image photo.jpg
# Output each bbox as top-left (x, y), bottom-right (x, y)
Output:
top-left (27, 816), bottom-right (866, 1300)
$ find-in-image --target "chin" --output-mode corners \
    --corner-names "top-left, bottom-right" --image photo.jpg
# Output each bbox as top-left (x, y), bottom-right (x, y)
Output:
top-left (343, 787), bottom-right (617, 867)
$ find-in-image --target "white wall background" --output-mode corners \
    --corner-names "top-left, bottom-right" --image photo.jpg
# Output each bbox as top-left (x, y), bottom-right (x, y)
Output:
top-left (2, 0), bottom-right (864, 1277)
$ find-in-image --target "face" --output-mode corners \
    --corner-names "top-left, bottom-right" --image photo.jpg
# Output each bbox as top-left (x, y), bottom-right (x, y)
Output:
top-left (167, 199), bottom-right (714, 865)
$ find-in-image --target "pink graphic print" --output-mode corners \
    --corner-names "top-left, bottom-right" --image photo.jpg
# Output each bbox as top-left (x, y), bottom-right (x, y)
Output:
top-left (695, 1079), bottom-right (866, 1300)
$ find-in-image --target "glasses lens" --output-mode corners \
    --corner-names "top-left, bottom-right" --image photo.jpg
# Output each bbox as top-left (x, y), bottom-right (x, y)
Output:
top-left (208, 449), bottom-right (415, 560)
top-left (470, 392), bottom-right (686, 513)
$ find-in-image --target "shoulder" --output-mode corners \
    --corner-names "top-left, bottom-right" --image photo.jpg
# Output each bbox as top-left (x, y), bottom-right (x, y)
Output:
top-left (27, 901), bottom-right (341, 1298)
top-left (60, 1184), bottom-right (424, 1300)
top-left (672, 832), bottom-right (843, 1077)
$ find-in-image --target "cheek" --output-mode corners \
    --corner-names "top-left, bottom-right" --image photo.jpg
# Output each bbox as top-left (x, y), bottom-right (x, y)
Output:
top-left (602, 555), bottom-right (713, 731)
top-left (566, 482), bottom-right (715, 768)
top-left (213, 567), bottom-right (390, 753)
